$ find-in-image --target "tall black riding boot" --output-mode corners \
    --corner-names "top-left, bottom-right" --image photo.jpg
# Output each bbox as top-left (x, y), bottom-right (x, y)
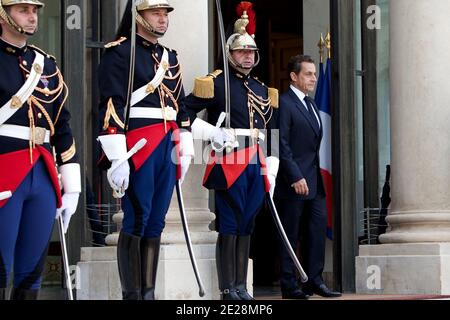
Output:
top-left (235, 235), bottom-right (255, 300)
top-left (216, 234), bottom-right (241, 300)
top-left (117, 231), bottom-right (142, 300)
top-left (10, 288), bottom-right (39, 300)
top-left (0, 288), bottom-right (6, 300)
top-left (141, 237), bottom-right (160, 300)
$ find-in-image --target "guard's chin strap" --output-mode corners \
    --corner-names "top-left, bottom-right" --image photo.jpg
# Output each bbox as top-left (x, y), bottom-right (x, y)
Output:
top-left (136, 13), bottom-right (166, 38)
top-left (1, 9), bottom-right (36, 36)
top-left (11, 22), bottom-right (36, 36)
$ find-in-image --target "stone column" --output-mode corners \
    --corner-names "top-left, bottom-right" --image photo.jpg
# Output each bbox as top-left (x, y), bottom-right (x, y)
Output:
top-left (356, 0), bottom-right (450, 294)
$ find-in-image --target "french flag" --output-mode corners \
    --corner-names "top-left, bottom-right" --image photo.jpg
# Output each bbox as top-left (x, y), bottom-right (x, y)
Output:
top-left (315, 58), bottom-right (333, 240)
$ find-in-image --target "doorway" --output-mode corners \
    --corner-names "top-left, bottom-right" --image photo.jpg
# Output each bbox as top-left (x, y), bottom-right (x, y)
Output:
top-left (220, 0), bottom-right (302, 88)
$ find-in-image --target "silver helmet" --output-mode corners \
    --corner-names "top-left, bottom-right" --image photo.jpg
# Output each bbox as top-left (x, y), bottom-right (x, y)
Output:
top-left (136, 0), bottom-right (173, 12)
top-left (226, 3), bottom-right (260, 70)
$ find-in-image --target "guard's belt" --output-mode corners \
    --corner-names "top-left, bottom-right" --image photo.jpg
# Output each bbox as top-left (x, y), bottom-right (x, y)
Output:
top-left (234, 128), bottom-right (265, 142)
top-left (0, 124), bottom-right (50, 145)
top-left (129, 106), bottom-right (177, 121)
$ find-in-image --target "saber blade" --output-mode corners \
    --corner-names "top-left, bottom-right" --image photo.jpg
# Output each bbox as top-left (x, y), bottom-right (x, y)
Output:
top-left (57, 216), bottom-right (74, 300)
top-left (267, 194), bottom-right (308, 283)
top-left (176, 181), bottom-right (205, 297)
top-left (215, 0), bottom-right (231, 129)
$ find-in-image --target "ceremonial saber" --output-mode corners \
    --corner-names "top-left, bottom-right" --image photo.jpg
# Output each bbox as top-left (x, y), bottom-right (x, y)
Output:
top-left (267, 194), bottom-right (308, 283)
top-left (175, 181), bottom-right (205, 297)
top-left (215, 0), bottom-right (231, 129)
top-left (123, 0), bottom-right (139, 131)
top-left (57, 215), bottom-right (74, 300)
top-left (0, 191), bottom-right (12, 201)
top-left (215, 0), bottom-right (236, 154)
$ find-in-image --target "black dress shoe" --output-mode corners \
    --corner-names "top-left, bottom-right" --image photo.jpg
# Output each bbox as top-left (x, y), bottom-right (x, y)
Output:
top-left (281, 288), bottom-right (309, 300)
top-left (304, 284), bottom-right (341, 298)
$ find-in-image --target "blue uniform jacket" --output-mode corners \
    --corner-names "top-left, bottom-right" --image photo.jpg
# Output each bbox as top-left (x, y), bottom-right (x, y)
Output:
top-left (0, 38), bottom-right (77, 166)
top-left (185, 69), bottom-right (279, 190)
top-left (185, 70), bottom-right (277, 133)
top-left (98, 35), bottom-right (191, 135)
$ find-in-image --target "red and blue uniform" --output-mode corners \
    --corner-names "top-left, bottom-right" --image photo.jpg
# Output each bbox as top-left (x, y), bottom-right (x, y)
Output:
top-left (185, 70), bottom-right (278, 235)
top-left (97, 34), bottom-right (192, 300)
top-left (185, 67), bottom-right (279, 301)
top-left (98, 35), bottom-right (190, 238)
top-left (0, 38), bottom-right (77, 295)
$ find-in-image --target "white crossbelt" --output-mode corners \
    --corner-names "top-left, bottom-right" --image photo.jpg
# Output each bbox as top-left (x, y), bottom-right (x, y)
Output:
top-left (234, 129), bottom-right (266, 142)
top-left (130, 48), bottom-right (169, 107)
top-left (0, 52), bottom-right (45, 126)
top-left (129, 107), bottom-right (177, 121)
top-left (0, 124), bottom-right (50, 144)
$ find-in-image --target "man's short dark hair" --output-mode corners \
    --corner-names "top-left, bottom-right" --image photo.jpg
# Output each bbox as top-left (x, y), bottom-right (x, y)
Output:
top-left (287, 55), bottom-right (315, 78)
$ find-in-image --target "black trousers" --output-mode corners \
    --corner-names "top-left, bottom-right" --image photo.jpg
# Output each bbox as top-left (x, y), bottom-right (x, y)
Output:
top-left (275, 196), bottom-right (327, 291)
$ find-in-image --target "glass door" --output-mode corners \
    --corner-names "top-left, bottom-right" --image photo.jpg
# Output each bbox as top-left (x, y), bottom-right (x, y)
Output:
top-left (31, 3), bottom-right (62, 61)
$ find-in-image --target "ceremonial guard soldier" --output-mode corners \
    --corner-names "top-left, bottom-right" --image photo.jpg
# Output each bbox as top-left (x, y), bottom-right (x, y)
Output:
top-left (0, 0), bottom-right (81, 300)
top-left (97, 0), bottom-right (194, 300)
top-left (185, 2), bottom-right (279, 300)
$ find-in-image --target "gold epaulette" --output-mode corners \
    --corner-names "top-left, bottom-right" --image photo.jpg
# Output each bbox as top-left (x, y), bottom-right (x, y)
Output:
top-left (104, 37), bottom-right (127, 48)
top-left (28, 44), bottom-right (56, 61)
top-left (268, 87), bottom-right (279, 109)
top-left (192, 70), bottom-right (223, 99)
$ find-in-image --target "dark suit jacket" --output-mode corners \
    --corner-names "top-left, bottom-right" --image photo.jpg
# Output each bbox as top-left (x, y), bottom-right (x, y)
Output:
top-left (275, 87), bottom-right (325, 200)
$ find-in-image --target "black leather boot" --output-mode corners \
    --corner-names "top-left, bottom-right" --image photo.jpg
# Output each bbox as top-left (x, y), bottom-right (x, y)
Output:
top-left (117, 231), bottom-right (142, 300)
top-left (216, 234), bottom-right (241, 300)
top-left (235, 235), bottom-right (254, 300)
top-left (10, 288), bottom-right (39, 300)
top-left (140, 237), bottom-right (160, 300)
top-left (0, 288), bottom-right (6, 300)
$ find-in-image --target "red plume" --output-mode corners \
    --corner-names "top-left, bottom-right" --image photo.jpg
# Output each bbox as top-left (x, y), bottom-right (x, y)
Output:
top-left (236, 1), bottom-right (256, 37)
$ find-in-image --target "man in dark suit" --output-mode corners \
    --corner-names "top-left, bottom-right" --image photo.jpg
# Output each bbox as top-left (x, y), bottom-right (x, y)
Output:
top-left (275, 55), bottom-right (341, 299)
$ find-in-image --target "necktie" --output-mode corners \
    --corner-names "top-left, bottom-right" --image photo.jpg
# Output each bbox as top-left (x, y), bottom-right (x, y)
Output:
top-left (304, 96), bottom-right (320, 130)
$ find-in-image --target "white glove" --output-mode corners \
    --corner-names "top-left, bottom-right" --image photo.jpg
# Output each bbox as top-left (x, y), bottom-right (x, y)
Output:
top-left (268, 174), bottom-right (276, 197)
top-left (210, 127), bottom-right (227, 150)
top-left (222, 128), bottom-right (237, 143)
top-left (108, 159), bottom-right (130, 198)
top-left (191, 117), bottom-right (235, 151)
top-left (211, 128), bottom-right (238, 152)
top-left (265, 156), bottom-right (280, 197)
top-left (191, 116), bottom-right (238, 152)
top-left (180, 155), bottom-right (192, 184)
top-left (55, 192), bottom-right (80, 234)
